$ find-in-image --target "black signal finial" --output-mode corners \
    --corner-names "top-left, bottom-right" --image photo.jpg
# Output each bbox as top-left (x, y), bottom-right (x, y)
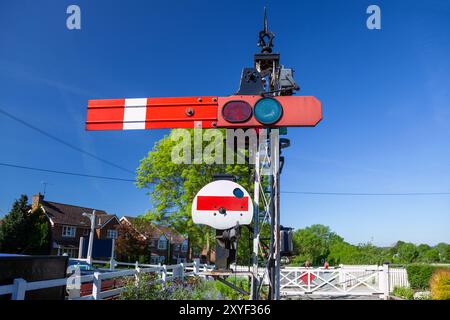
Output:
top-left (258, 7), bottom-right (275, 53)
top-left (264, 7), bottom-right (268, 34)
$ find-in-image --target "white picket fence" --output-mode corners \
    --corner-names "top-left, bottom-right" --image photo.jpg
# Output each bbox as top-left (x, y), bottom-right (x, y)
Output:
top-left (389, 267), bottom-right (409, 289)
top-left (0, 258), bottom-right (214, 300)
top-left (0, 260), bottom-right (410, 300)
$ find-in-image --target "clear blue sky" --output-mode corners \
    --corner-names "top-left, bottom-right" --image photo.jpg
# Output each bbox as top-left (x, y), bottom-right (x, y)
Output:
top-left (0, 0), bottom-right (449, 247)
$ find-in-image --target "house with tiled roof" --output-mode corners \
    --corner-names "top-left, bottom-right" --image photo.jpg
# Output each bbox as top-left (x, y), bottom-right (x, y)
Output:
top-left (120, 216), bottom-right (189, 264)
top-left (31, 193), bottom-right (120, 258)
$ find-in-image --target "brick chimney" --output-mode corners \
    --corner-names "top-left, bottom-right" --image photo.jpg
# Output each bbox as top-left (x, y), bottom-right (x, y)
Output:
top-left (32, 192), bottom-right (44, 211)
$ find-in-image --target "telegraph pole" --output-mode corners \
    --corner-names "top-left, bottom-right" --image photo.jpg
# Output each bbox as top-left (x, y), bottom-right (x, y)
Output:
top-left (83, 210), bottom-right (96, 264)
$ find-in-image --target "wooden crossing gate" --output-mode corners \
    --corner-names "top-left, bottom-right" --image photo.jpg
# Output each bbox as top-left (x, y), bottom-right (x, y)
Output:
top-left (280, 265), bottom-right (396, 299)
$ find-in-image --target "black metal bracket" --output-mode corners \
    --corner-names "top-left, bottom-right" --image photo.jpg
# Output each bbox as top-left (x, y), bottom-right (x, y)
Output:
top-left (216, 277), bottom-right (250, 296)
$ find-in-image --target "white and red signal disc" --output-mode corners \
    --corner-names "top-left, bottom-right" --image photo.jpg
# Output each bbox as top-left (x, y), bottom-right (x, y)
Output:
top-left (192, 180), bottom-right (253, 230)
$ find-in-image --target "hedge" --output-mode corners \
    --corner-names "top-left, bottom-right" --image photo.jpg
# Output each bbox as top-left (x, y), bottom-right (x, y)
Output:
top-left (406, 264), bottom-right (449, 290)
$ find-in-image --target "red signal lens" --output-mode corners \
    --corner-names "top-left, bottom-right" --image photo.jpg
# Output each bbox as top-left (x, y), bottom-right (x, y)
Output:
top-left (222, 101), bottom-right (252, 123)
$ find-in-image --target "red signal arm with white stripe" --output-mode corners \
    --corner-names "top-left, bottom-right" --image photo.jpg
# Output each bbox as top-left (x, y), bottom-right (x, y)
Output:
top-left (86, 95), bottom-right (322, 130)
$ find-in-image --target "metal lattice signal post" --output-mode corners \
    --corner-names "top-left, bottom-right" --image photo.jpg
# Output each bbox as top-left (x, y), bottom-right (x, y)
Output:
top-left (251, 9), bottom-right (293, 300)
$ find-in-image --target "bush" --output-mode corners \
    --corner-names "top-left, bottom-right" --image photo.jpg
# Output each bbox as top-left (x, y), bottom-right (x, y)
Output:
top-left (192, 279), bottom-right (223, 300)
top-left (430, 269), bottom-right (450, 300)
top-left (406, 264), bottom-right (437, 290)
top-left (119, 274), bottom-right (224, 300)
top-left (392, 286), bottom-right (414, 300)
top-left (120, 273), bottom-right (165, 300)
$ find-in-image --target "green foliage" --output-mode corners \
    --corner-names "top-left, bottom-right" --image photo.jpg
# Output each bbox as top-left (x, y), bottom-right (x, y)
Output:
top-left (292, 224), bottom-right (341, 265)
top-left (115, 222), bottom-right (148, 263)
top-left (292, 224), bottom-right (390, 266)
top-left (214, 276), bottom-right (249, 300)
top-left (191, 279), bottom-right (223, 300)
top-left (291, 224), bottom-right (449, 267)
top-left (434, 243), bottom-right (450, 262)
top-left (26, 207), bottom-right (51, 254)
top-left (0, 195), bottom-right (50, 254)
top-left (396, 242), bottom-right (418, 263)
top-left (136, 129), bottom-right (253, 260)
top-left (392, 286), bottom-right (414, 300)
top-left (430, 269), bottom-right (450, 300)
top-left (422, 249), bottom-right (440, 263)
top-left (120, 273), bottom-right (165, 300)
top-left (406, 264), bottom-right (439, 290)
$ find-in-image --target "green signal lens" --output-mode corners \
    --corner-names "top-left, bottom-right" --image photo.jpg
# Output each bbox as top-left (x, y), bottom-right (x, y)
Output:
top-left (254, 97), bottom-right (283, 125)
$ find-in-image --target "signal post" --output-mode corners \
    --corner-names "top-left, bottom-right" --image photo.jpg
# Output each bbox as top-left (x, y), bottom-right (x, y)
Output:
top-left (85, 10), bottom-right (322, 300)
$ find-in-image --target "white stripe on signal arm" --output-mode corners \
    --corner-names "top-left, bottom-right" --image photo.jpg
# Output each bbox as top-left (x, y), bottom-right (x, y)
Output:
top-left (123, 98), bottom-right (148, 130)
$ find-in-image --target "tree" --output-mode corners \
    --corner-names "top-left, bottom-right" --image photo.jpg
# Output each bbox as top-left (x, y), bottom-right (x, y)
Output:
top-left (417, 244), bottom-right (431, 261)
top-left (136, 129), bottom-right (253, 262)
top-left (327, 241), bottom-right (360, 265)
top-left (26, 206), bottom-right (51, 254)
top-left (292, 224), bottom-right (341, 265)
top-left (115, 222), bottom-right (148, 262)
top-left (0, 195), bottom-right (50, 254)
top-left (422, 248), bottom-right (440, 263)
top-left (396, 242), bottom-right (418, 263)
top-left (435, 243), bottom-right (450, 262)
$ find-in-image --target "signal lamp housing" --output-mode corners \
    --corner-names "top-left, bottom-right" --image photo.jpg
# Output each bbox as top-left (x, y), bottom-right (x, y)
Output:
top-left (254, 97), bottom-right (283, 125)
top-left (222, 101), bottom-right (253, 123)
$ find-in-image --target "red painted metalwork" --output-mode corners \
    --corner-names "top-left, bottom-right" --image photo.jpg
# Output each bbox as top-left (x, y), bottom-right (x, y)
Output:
top-left (196, 195), bottom-right (249, 211)
top-left (86, 96), bottom-right (218, 131)
top-left (217, 95), bottom-right (322, 128)
top-left (85, 95), bottom-right (322, 130)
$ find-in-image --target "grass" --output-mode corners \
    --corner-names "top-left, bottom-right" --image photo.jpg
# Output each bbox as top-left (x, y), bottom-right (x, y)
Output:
top-left (392, 286), bottom-right (414, 300)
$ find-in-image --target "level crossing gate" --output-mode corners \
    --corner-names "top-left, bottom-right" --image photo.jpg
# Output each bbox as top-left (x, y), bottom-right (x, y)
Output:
top-left (280, 265), bottom-right (391, 299)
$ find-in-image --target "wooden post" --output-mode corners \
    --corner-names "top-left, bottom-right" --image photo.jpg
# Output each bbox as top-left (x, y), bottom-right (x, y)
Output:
top-left (180, 263), bottom-right (184, 281)
top-left (86, 210), bottom-right (96, 265)
top-left (78, 237), bottom-right (84, 259)
top-left (161, 265), bottom-right (167, 288)
top-left (193, 258), bottom-right (200, 275)
top-left (92, 272), bottom-right (102, 300)
top-left (381, 263), bottom-right (390, 300)
top-left (307, 270), bottom-right (311, 293)
top-left (340, 265), bottom-right (347, 291)
top-left (109, 238), bottom-right (115, 270)
top-left (134, 261), bottom-right (140, 284)
top-left (11, 278), bottom-right (27, 300)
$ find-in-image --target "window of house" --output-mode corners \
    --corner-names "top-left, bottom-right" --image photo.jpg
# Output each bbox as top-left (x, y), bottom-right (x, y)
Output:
top-left (159, 256), bottom-right (165, 264)
top-left (62, 226), bottom-right (76, 238)
top-left (181, 240), bottom-right (188, 252)
top-left (106, 229), bottom-right (118, 239)
top-left (174, 244), bottom-right (180, 252)
top-left (59, 247), bottom-right (77, 258)
top-left (150, 256), bottom-right (159, 264)
top-left (158, 235), bottom-right (168, 250)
